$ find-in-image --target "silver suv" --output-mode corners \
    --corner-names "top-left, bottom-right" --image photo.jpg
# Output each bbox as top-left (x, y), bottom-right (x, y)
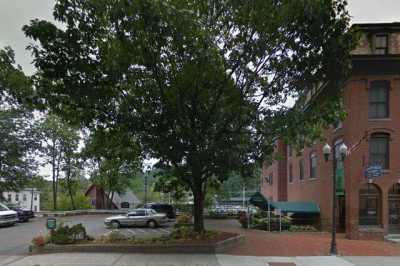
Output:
top-left (104, 208), bottom-right (167, 228)
top-left (0, 202), bottom-right (18, 227)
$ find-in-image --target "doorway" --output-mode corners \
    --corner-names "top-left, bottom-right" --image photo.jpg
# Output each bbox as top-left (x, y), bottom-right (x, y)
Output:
top-left (388, 184), bottom-right (400, 234)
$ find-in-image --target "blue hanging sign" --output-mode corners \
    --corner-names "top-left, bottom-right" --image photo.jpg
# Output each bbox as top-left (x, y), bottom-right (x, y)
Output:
top-left (364, 165), bottom-right (383, 179)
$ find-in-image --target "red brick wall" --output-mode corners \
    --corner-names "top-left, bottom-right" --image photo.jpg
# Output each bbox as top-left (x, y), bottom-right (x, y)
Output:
top-left (260, 139), bottom-right (287, 202)
top-left (343, 76), bottom-right (400, 239)
top-left (260, 76), bottom-right (400, 240)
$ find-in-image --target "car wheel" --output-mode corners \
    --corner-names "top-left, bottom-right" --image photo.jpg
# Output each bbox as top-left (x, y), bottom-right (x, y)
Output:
top-left (147, 220), bottom-right (157, 228)
top-left (111, 220), bottom-right (120, 229)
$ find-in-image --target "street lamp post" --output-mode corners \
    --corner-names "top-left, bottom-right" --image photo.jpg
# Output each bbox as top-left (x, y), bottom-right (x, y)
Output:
top-left (323, 142), bottom-right (348, 255)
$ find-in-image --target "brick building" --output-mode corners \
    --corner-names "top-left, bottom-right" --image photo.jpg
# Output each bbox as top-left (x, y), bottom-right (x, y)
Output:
top-left (260, 22), bottom-right (400, 240)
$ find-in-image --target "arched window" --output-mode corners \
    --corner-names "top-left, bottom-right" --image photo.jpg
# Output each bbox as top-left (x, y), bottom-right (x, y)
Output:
top-left (388, 184), bottom-right (400, 232)
top-left (369, 133), bottom-right (390, 169)
top-left (359, 184), bottom-right (381, 226)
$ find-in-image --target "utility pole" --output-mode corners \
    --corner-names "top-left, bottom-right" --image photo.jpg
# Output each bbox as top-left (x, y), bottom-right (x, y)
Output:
top-left (242, 186), bottom-right (246, 208)
top-left (144, 173), bottom-right (148, 205)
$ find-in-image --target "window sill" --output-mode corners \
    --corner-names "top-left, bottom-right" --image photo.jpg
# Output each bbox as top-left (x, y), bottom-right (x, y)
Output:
top-left (308, 177), bottom-right (318, 181)
top-left (368, 118), bottom-right (391, 122)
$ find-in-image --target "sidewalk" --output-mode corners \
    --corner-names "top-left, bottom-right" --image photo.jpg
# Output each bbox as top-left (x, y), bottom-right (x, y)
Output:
top-left (2, 253), bottom-right (400, 266)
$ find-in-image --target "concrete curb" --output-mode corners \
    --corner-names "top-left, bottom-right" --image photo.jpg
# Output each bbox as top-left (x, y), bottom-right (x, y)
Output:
top-left (29, 234), bottom-right (245, 254)
top-left (37, 210), bottom-right (126, 217)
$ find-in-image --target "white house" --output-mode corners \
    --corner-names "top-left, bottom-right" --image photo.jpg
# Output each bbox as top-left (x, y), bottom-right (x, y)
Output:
top-left (2, 188), bottom-right (41, 212)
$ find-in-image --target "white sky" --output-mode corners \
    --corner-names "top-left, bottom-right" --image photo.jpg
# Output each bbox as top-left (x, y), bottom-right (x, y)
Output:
top-left (0, 0), bottom-right (399, 177)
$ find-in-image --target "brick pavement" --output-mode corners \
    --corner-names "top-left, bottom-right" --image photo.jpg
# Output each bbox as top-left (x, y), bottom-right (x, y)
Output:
top-left (205, 219), bottom-right (400, 256)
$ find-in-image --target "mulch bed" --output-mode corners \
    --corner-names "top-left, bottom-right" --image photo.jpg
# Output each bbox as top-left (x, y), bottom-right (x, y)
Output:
top-left (31, 231), bottom-right (243, 254)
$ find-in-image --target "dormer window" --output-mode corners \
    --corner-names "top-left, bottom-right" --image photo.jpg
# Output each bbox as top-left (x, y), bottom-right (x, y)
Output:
top-left (374, 34), bottom-right (388, 55)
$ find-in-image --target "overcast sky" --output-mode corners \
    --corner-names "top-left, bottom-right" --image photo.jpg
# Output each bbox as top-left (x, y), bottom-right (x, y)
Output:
top-left (1, 0), bottom-right (399, 75)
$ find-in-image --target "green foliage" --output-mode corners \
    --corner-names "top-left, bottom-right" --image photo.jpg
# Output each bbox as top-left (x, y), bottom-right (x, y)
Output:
top-left (49, 222), bottom-right (88, 244)
top-left (175, 213), bottom-right (193, 227)
top-left (250, 211), bottom-right (292, 231)
top-left (38, 114), bottom-right (81, 210)
top-left (23, 0), bottom-right (357, 232)
top-left (0, 47), bottom-right (39, 197)
top-left (83, 128), bottom-right (141, 208)
top-left (288, 225), bottom-right (318, 232)
top-left (130, 170), bottom-right (163, 204)
top-left (58, 193), bottom-right (91, 211)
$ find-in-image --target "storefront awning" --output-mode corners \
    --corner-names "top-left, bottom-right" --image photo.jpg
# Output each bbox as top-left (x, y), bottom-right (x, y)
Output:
top-left (249, 192), bottom-right (320, 214)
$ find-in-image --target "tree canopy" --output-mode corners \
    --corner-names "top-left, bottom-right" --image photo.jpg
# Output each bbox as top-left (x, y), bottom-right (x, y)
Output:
top-left (23, 0), bottom-right (357, 231)
top-left (0, 47), bottom-right (38, 197)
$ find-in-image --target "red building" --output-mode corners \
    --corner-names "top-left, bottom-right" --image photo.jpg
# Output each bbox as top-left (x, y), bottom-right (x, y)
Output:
top-left (260, 23), bottom-right (400, 240)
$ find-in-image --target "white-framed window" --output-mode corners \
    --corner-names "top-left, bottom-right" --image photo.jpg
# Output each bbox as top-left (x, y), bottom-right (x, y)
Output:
top-left (309, 152), bottom-right (317, 179)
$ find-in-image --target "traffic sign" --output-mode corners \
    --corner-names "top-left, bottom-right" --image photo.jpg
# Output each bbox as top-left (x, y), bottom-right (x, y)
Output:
top-left (46, 218), bottom-right (57, 230)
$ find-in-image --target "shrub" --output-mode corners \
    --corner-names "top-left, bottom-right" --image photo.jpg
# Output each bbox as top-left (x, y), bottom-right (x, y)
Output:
top-left (289, 225), bottom-right (318, 232)
top-left (49, 222), bottom-right (89, 244)
top-left (99, 230), bottom-right (129, 243)
top-left (32, 235), bottom-right (47, 248)
top-left (171, 226), bottom-right (197, 240)
top-left (170, 227), bottom-right (217, 241)
top-left (175, 213), bottom-right (192, 227)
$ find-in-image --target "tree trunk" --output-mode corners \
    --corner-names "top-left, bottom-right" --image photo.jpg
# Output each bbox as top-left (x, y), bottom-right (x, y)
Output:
top-left (51, 141), bottom-right (57, 211)
top-left (108, 191), bottom-right (115, 209)
top-left (193, 187), bottom-right (205, 233)
top-left (66, 157), bottom-right (76, 210)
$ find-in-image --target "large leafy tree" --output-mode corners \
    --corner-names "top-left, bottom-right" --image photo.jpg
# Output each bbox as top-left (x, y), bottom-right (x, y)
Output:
top-left (23, 0), bottom-right (357, 232)
top-left (0, 47), bottom-right (38, 198)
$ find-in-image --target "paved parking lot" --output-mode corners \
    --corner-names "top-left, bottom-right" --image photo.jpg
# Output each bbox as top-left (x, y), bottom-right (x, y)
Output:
top-left (0, 214), bottom-right (175, 255)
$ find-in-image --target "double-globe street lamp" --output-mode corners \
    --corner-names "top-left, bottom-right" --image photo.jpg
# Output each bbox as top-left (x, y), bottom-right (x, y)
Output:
top-left (323, 142), bottom-right (348, 255)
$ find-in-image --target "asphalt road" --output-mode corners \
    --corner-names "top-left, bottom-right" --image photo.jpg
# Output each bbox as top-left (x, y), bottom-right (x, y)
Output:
top-left (0, 214), bottom-right (175, 255)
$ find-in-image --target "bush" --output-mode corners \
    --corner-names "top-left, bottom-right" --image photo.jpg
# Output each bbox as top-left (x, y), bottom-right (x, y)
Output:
top-left (49, 222), bottom-right (89, 244)
top-left (175, 213), bottom-right (192, 227)
top-left (289, 225), bottom-right (318, 232)
top-left (99, 230), bottom-right (129, 243)
top-left (170, 227), bottom-right (217, 241)
top-left (32, 235), bottom-right (47, 248)
top-left (170, 226), bottom-right (197, 240)
top-left (250, 211), bottom-right (292, 231)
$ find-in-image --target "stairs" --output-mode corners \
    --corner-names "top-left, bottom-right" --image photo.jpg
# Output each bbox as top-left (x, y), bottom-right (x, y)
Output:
top-left (384, 234), bottom-right (400, 244)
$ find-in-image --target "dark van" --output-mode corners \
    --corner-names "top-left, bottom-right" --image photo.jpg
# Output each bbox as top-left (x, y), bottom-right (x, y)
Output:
top-left (144, 203), bottom-right (176, 219)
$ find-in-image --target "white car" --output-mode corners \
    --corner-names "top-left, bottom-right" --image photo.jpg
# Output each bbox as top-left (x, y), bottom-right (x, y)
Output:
top-left (0, 202), bottom-right (18, 227)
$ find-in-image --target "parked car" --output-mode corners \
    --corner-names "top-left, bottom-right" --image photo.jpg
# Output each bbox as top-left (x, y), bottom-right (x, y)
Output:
top-left (5, 204), bottom-right (33, 222)
top-left (144, 203), bottom-right (176, 219)
top-left (104, 208), bottom-right (168, 228)
top-left (0, 203), bottom-right (18, 227)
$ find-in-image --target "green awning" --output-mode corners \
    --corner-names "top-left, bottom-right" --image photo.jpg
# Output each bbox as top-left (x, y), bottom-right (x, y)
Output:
top-left (249, 192), bottom-right (270, 209)
top-left (249, 192), bottom-right (320, 214)
top-left (270, 201), bottom-right (320, 214)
